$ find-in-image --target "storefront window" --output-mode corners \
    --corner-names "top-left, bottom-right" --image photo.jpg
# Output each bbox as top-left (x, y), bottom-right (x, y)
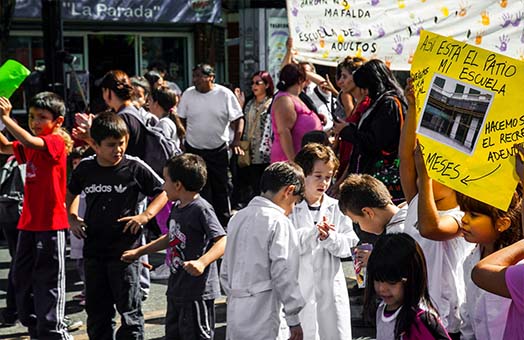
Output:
top-left (141, 36), bottom-right (188, 90)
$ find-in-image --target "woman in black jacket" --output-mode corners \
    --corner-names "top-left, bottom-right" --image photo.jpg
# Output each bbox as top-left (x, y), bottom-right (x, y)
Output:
top-left (334, 59), bottom-right (407, 202)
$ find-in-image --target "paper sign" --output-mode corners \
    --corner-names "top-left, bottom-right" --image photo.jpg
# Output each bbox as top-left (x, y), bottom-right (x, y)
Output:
top-left (286, 0), bottom-right (524, 70)
top-left (411, 31), bottom-right (523, 211)
top-left (0, 60), bottom-right (31, 99)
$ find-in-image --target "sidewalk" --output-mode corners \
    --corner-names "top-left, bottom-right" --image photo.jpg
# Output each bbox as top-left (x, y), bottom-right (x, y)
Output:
top-left (0, 241), bottom-right (374, 339)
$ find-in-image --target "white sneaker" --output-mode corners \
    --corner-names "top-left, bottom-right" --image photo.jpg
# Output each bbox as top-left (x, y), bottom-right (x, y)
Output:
top-left (150, 264), bottom-right (170, 280)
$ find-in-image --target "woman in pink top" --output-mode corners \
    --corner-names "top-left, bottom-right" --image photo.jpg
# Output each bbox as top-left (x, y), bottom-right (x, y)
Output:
top-left (270, 64), bottom-right (322, 162)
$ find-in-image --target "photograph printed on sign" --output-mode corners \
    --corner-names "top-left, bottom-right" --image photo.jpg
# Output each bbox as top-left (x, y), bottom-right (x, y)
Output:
top-left (417, 73), bottom-right (494, 155)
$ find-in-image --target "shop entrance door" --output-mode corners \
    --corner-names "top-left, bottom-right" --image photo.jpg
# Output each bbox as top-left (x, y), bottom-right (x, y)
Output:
top-left (88, 34), bottom-right (136, 112)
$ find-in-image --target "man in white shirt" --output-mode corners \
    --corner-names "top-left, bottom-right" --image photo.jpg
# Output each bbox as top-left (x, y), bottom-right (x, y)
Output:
top-left (178, 64), bottom-right (244, 227)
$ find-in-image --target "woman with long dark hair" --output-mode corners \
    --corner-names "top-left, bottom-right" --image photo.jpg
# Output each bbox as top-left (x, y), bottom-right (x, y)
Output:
top-left (334, 59), bottom-right (406, 202)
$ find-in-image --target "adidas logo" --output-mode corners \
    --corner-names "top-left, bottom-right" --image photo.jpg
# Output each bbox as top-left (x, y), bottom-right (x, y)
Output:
top-left (114, 184), bottom-right (127, 193)
top-left (85, 184), bottom-right (112, 194)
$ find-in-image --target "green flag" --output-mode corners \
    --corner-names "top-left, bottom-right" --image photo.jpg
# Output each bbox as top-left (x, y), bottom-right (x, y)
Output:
top-left (0, 59), bottom-right (31, 98)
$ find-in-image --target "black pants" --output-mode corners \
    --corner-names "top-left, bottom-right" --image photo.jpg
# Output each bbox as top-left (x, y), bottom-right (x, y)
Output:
top-left (185, 142), bottom-right (231, 227)
top-left (85, 257), bottom-right (144, 340)
top-left (165, 298), bottom-right (215, 340)
top-left (13, 230), bottom-right (70, 339)
top-left (1, 221), bottom-right (18, 318)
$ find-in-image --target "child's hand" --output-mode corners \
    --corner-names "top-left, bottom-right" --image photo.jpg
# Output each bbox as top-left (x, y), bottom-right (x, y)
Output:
top-left (317, 216), bottom-right (335, 241)
top-left (414, 139), bottom-right (429, 180)
top-left (118, 213), bottom-right (149, 234)
top-left (356, 248), bottom-right (371, 267)
top-left (69, 218), bottom-right (87, 239)
top-left (183, 259), bottom-right (206, 276)
top-left (121, 249), bottom-right (140, 263)
top-left (515, 143), bottom-right (524, 182)
top-left (0, 97), bottom-right (12, 118)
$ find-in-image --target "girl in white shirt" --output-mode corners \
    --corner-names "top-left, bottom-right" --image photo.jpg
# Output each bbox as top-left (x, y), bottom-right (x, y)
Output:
top-left (457, 190), bottom-right (522, 340)
top-left (365, 233), bottom-right (450, 340)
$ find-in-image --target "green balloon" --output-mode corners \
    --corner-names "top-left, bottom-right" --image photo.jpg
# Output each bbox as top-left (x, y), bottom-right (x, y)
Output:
top-left (0, 59), bottom-right (31, 98)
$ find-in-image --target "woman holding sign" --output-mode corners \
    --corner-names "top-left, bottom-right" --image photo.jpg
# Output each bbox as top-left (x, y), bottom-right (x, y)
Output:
top-left (270, 63), bottom-right (322, 162)
top-left (333, 59), bottom-right (406, 202)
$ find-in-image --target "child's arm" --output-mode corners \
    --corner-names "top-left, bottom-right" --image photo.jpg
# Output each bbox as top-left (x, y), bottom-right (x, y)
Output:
top-left (121, 234), bottom-right (170, 263)
top-left (399, 79), bottom-right (418, 203)
top-left (66, 190), bottom-right (87, 239)
top-left (117, 191), bottom-right (169, 234)
top-left (414, 141), bottom-right (460, 241)
top-left (183, 235), bottom-right (226, 277)
top-left (0, 97), bottom-right (46, 150)
top-left (472, 239), bottom-right (524, 298)
top-left (0, 98), bottom-right (17, 154)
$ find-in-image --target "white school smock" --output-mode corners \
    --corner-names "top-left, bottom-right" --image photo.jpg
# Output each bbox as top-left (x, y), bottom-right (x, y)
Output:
top-left (460, 246), bottom-right (511, 340)
top-left (287, 194), bottom-right (359, 340)
top-left (404, 194), bottom-right (474, 333)
top-left (220, 196), bottom-right (305, 340)
top-left (385, 205), bottom-right (408, 234)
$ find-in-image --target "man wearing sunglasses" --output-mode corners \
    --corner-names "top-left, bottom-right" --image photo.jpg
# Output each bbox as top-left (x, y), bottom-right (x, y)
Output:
top-left (178, 64), bottom-right (244, 227)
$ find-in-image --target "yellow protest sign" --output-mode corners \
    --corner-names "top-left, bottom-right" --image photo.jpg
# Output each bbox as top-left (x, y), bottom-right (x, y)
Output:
top-left (411, 31), bottom-right (523, 211)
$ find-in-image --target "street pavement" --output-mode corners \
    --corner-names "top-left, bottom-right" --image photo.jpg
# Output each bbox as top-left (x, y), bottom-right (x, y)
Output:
top-left (0, 239), bottom-right (375, 340)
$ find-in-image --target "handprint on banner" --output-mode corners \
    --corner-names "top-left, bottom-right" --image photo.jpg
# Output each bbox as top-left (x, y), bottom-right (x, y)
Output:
top-left (481, 10), bottom-right (490, 26)
top-left (518, 48), bottom-right (524, 61)
top-left (499, 0), bottom-right (508, 8)
top-left (512, 12), bottom-right (523, 27)
top-left (341, 0), bottom-right (350, 10)
top-left (392, 35), bottom-right (404, 54)
top-left (408, 50), bottom-right (415, 64)
top-left (384, 56), bottom-right (393, 68)
top-left (441, 7), bottom-right (450, 17)
top-left (350, 22), bottom-right (362, 37)
top-left (373, 24), bottom-right (386, 38)
top-left (475, 31), bottom-right (485, 45)
top-left (319, 39), bottom-right (325, 48)
top-left (397, 0), bottom-right (405, 9)
top-left (458, 0), bottom-right (469, 17)
top-left (370, 0), bottom-right (380, 6)
top-left (311, 44), bottom-right (318, 53)
top-left (500, 12), bottom-right (512, 27)
top-left (496, 34), bottom-right (510, 52)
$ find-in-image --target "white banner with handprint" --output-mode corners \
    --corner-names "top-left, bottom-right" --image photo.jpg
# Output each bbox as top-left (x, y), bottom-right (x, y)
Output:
top-left (286, 0), bottom-right (523, 70)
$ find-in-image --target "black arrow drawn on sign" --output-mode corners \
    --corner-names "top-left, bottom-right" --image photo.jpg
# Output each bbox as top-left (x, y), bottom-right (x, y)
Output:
top-left (460, 164), bottom-right (502, 186)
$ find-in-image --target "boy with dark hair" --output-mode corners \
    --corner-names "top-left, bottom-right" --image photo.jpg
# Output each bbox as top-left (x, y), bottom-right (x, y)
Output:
top-left (122, 153), bottom-right (226, 340)
top-left (221, 161), bottom-right (306, 340)
top-left (0, 93), bottom-right (73, 339)
top-left (339, 174), bottom-right (407, 235)
top-left (67, 112), bottom-right (168, 339)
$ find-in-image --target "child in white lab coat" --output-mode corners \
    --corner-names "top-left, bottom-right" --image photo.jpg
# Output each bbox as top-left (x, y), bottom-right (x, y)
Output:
top-left (290, 143), bottom-right (359, 340)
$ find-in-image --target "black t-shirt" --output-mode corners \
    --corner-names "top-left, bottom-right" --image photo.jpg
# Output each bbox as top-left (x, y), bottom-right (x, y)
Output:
top-left (166, 196), bottom-right (226, 301)
top-left (68, 155), bottom-right (164, 258)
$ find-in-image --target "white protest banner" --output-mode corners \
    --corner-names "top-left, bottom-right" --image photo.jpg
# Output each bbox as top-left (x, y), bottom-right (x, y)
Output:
top-left (286, 0), bottom-right (524, 70)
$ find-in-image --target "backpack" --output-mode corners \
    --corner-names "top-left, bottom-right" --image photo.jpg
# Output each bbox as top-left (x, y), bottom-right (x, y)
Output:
top-left (0, 157), bottom-right (25, 223)
top-left (120, 106), bottom-right (182, 176)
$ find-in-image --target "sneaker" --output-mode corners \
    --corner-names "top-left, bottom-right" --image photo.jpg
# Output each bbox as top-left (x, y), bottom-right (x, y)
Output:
top-left (72, 292), bottom-right (85, 301)
top-left (0, 312), bottom-right (17, 327)
top-left (64, 316), bottom-right (83, 332)
top-left (150, 263), bottom-right (170, 280)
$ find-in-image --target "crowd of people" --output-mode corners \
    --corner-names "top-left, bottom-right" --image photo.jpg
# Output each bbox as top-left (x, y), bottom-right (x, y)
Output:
top-left (0, 39), bottom-right (522, 340)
